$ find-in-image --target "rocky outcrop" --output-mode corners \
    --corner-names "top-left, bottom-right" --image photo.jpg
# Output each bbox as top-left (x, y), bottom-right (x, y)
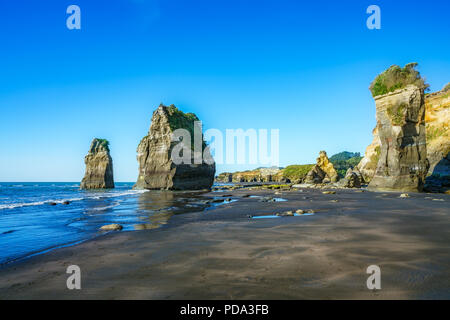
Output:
top-left (215, 165), bottom-right (313, 184)
top-left (367, 85), bottom-right (428, 192)
top-left (304, 151), bottom-right (339, 184)
top-left (358, 84), bottom-right (449, 192)
top-left (134, 104), bottom-right (215, 190)
top-left (80, 138), bottom-right (114, 189)
top-left (338, 168), bottom-right (362, 188)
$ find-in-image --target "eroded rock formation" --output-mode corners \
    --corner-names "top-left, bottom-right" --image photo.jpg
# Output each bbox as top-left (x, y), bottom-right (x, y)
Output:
top-left (367, 85), bottom-right (428, 192)
top-left (304, 151), bottom-right (339, 184)
top-left (135, 104), bottom-right (215, 190)
top-left (80, 138), bottom-right (114, 189)
top-left (359, 84), bottom-right (449, 192)
top-left (338, 168), bottom-right (362, 188)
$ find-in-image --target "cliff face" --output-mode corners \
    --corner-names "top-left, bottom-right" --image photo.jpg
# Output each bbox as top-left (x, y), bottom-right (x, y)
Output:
top-left (216, 167), bottom-right (285, 183)
top-left (358, 85), bottom-right (449, 192)
top-left (367, 85), bottom-right (428, 192)
top-left (80, 138), bottom-right (114, 189)
top-left (135, 104), bottom-right (215, 190)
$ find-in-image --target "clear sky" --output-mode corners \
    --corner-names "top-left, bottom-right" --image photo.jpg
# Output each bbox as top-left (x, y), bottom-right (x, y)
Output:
top-left (0, 0), bottom-right (449, 182)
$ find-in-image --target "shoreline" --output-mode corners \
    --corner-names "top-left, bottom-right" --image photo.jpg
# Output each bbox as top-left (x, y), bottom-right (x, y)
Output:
top-left (1, 187), bottom-right (449, 299)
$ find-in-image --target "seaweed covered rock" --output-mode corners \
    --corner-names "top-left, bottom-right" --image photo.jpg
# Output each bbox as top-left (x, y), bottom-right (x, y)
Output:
top-left (135, 104), bottom-right (215, 190)
top-left (80, 138), bottom-right (114, 189)
top-left (368, 84), bottom-right (429, 192)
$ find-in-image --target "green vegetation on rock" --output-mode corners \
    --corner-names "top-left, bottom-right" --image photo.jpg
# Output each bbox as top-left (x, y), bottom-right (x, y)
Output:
top-left (426, 125), bottom-right (447, 141)
top-left (386, 102), bottom-right (407, 126)
top-left (165, 104), bottom-right (205, 150)
top-left (369, 63), bottom-right (429, 97)
top-left (95, 138), bottom-right (110, 152)
top-left (443, 83), bottom-right (450, 92)
top-left (282, 164), bottom-right (314, 182)
top-left (329, 151), bottom-right (363, 178)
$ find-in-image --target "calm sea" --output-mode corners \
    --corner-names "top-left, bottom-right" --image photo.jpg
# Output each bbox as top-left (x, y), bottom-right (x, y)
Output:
top-left (0, 182), bottom-right (219, 265)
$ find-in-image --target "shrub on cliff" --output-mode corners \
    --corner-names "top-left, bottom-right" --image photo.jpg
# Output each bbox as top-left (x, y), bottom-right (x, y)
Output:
top-left (369, 63), bottom-right (429, 97)
top-left (443, 83), bottom-right (450, 92)
top-left (94, 138), bottom-right (110, 152)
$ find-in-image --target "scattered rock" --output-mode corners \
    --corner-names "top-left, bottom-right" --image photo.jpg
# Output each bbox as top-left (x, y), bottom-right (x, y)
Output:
top-left (100, 224), bottom-right (123, 231)
top-left (322, 191), bottom-right (336, 194)
top-left (399, 193), bottom-right (410, 198)
top-left (259, 197), bottom-right (275, 202)
top-left (276, 211), bottom-right (294, 217)
top-left (338, 168), bottom-right (362, 188)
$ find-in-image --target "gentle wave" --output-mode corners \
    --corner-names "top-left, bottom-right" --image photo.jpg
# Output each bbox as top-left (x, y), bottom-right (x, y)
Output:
top-left (0, 189), bottom-right (148, 210)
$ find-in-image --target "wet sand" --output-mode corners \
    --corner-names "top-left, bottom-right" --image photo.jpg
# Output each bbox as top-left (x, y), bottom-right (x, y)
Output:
top-left (0, 187), bottom-right (449, 299)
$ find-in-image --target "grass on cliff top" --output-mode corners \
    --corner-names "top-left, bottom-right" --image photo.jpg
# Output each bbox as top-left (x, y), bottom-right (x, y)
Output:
top-left (369, 63), bottom-right (429, 97)
top-left (94, 138), bottom-right (110, 152)
top-left (165, 104), bottom-right (205, 149)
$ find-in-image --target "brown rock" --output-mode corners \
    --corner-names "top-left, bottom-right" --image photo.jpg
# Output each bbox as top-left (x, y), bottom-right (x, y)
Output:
top-left (134, 104), bottom-right (215, 190)
top-left (80, 138), bottom-right (114, 190)
top-left (368, 85), bottom-right (429, 192)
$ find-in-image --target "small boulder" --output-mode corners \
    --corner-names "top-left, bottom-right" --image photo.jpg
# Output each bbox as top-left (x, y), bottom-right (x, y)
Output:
top-left (100, 224), bottom-right (123, 231)
top-left (399, 193), bottom-right (410, 198)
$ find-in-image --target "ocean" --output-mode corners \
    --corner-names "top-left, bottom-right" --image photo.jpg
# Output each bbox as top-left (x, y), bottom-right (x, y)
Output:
top-left (0, 182), bottom-right (221, 265)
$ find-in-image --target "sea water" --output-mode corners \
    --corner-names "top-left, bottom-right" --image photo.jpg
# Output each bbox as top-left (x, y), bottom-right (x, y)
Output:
top-left (0, 182), bottom-right (213, 265)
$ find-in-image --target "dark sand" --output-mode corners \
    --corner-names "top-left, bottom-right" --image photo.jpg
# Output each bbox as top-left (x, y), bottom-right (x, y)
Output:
top-left (1, 188), bottom-right (449, 299)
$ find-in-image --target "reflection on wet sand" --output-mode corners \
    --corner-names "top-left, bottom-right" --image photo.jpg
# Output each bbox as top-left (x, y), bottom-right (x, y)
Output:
top-left (134, 190), bottom-right (212, 230)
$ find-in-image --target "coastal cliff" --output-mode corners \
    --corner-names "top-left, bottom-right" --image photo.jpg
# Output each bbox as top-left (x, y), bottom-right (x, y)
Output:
top-left (358, 83), bottom-right (449, 192)
top-left (80, 138), bottom-right (114, 189)
top-left (135, 104), bottom-right (215, 190)
top-left (367, 84), bottom-right (428, 192)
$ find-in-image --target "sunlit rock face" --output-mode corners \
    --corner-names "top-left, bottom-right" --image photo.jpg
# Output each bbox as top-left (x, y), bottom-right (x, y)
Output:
top-left (135, 104), bottom-right (215, 190)
top-left (367, 85), bottom-right (429, 192)
top-left (304, 151), bottom-right (338, 184)
top-left (80, 138), bottom-right (114, 189)
top-left (358, 85), bottom-right (449, 193)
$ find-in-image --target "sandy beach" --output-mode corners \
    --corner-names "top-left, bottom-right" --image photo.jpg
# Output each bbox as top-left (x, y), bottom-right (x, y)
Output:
top-left (0, 187), bottom-right (449, 300)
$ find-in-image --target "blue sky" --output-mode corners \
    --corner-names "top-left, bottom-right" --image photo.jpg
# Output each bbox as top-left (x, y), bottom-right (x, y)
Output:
top-left (0, 0), bottom-right (449, 182)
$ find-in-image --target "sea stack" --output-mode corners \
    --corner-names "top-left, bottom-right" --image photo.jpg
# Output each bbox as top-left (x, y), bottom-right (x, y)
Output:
top-left (304, 151), bottom-right (339, 183)
top-left (80, 138), bottom-right (114, 189)
top-left (134, 104), bottom-right (215, 190)
top-left (367, 64), bottom-right (429, 192)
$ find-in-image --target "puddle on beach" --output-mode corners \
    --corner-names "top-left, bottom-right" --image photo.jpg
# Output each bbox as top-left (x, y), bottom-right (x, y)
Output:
top-left (133, 191), bottom-right (238, 229)
top-left (252, 213), bottom-right (314, 219)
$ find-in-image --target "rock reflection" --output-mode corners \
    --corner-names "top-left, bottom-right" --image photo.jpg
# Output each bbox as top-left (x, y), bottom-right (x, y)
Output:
top-left (134, 190), bottom-right (211, 230)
